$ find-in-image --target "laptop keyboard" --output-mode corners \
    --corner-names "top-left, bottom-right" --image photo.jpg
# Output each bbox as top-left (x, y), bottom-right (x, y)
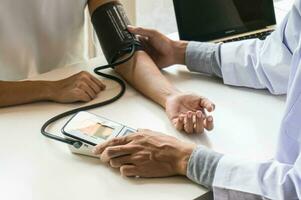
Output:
top-left (223, 30), bottom-right (274, 43)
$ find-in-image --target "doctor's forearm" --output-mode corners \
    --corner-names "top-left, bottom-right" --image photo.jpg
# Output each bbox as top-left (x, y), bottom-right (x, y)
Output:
top-left (185, 42), bottom-right (223, 78)
top-left (187, 146), bottom-right (223, 189)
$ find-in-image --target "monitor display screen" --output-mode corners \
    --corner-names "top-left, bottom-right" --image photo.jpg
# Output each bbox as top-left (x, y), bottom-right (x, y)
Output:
top-left (75, 120), bottom-right (114, 140)
top-left (173, 0), bottom-right (276, 41)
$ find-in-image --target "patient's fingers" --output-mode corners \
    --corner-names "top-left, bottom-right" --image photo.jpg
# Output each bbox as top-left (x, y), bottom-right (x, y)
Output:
top-left (200, 98), bottom-right (215, 112)
top-left (204, 116), bottom-right (214, 131)
top-left (194, 111), bottom-right (205, 134)
top-left (174, 115), bottom-right (184, 131)
top-left (184, 112), bottom-right (194, 134)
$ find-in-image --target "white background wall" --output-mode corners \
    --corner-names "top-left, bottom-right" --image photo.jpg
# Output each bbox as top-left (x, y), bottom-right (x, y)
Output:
top-left (120, 0), bottom-right (137, 24)
top-left (136, 0), bottom-right (177, 34)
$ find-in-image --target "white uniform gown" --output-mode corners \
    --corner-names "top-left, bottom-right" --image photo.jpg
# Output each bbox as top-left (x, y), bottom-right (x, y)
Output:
top-left (213, 0), bottom-right (301, 199)
top-left (0, 0), bottom-right (88, 81)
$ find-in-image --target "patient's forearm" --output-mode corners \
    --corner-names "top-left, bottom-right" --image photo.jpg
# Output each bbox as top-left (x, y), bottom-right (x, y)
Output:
top-left (116, 51), bottom-right (179, 107)
top-left (0, 81), bottom-right (52, 107)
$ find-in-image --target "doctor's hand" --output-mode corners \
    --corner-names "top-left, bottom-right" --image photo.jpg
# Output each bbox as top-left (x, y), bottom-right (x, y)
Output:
top-left (93, 129), bottom-right (197, 177)
top-left (128, 26), bottom-right (187, 69)
top-left (165, 93), bottom-right (215, 134)
top-left (49, 71), bottom-right (106, 103)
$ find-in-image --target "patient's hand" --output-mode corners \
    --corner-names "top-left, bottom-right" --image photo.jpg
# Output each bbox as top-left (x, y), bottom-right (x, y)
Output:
top-left (49, 71), bottom-right (106, 103)
top-left (165, 93), bottom-right (215, 134)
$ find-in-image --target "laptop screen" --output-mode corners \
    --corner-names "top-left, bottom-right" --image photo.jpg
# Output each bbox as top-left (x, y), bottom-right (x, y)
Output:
top-left (173, 0), bottom-right (276, 41)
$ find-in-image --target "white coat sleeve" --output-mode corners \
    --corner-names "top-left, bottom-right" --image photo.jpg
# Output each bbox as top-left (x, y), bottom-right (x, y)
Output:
top-left (213, 150), bottom-right (301, 200)
top-left (212, 1), bottom-right (301, 199)
top-left (220, 15), bottom-right (295, 95)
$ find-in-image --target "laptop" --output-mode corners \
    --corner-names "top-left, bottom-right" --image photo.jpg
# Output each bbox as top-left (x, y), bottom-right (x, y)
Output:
top-left (173, 0), bottom-right (277, 43)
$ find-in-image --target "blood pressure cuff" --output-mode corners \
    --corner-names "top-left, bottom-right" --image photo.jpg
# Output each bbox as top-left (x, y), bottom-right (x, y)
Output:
top-left (91, 1), bottom-right (143, 64)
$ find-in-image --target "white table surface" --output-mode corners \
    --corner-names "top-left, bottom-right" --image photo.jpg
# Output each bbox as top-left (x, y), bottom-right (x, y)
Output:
top-left (0, 57), bottom-right (286, 200)
top-left (0, 1), bottom-right (293, 200)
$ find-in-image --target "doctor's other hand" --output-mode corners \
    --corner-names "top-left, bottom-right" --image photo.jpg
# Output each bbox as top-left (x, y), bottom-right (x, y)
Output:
top-left (128, 26), bottom-right (188, 69)
top-left (166, 93), bottom-right (215, 134)
top-left (93, 129), bottom-right (197, 177)
top-left (49, 71), bottom-right (106, 103)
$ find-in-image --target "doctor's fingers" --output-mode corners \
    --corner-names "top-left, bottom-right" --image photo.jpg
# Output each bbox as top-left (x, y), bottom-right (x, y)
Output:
top-left (128, 25), bottom-right (157, 38)
top-left (199, 98), bottom-right (215, 112)
top-left (120, 165), bottom-right (139, 177)
top-left (93, 136), bottom-right (133, 155)
top-left (109, 154), bottom-right (141, 168)
top-left (100, 145), bottom-right (142, 163)
top-left (136, 36), bottom-right (155, 56)
top-left (136, 35), bottom-right (149, 43)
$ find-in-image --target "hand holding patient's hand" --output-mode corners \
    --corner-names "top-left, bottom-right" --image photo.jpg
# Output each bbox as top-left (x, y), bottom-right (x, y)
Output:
top-left (93, 129), bottom-right (196, 177)
top-left (49, 71), bottom-right (106, 103)
top-left (166, 93), bottom-right (215, 134)
top-left (128, 26), bottom-right (187, 69)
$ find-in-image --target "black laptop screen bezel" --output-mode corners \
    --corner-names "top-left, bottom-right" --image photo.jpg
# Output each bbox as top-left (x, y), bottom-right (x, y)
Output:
top-left (173, 0), bottom-right (277, 41)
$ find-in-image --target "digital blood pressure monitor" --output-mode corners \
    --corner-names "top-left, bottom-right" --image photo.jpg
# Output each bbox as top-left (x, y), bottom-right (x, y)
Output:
top-left (62, 111), bottom-right (136, 157)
